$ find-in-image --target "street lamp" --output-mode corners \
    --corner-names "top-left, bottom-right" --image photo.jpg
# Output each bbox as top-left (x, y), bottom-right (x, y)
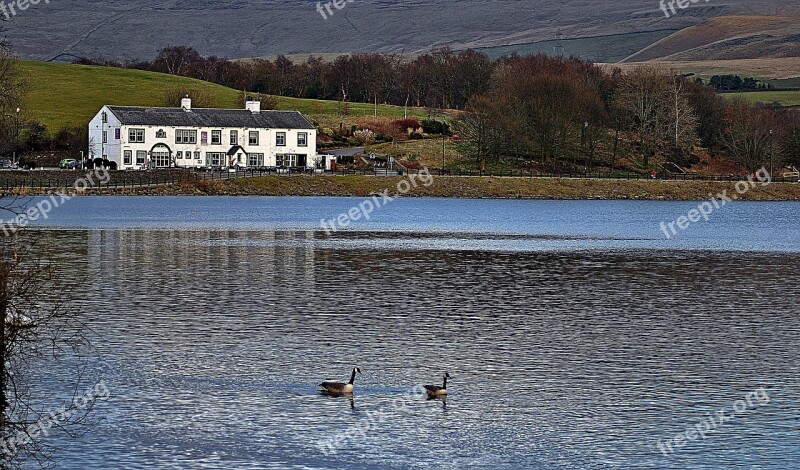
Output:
top-left (583, 121), bottom-right (589, 175)
top-left (769, 129), bottom-right (774, 178)
top-left (14, 108), bottom-right (20, 165)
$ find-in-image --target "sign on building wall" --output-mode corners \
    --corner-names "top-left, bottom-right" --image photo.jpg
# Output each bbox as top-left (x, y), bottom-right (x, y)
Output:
top-left (115, 129), bottom-right (120, 140)
top-left (201, 131), bottom-right (208, 145)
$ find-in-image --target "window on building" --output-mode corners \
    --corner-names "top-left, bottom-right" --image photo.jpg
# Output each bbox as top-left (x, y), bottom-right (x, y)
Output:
top-left (249, 131), bottom-right (259, 146)
top-left (176, 129), bottom-right (197, 144)
top-left (102, 131), bottom-right (107, 144)
top-left (156, 129), bottom-right (167, 139)
top-left (136, 151), bottom-right (147, 165)
top-left (297, 132), bottom-right (307, 147)
top-left (276, 154), bottom-right (297, 167)
top-left (212, 130), bottom-right (222, 145)
top-left (194, 151), bottom-right (201, 161)
top-left (176, 151), bottom-right (183, 160)
top-left (206, 152), bottom-right (225, 167)
top-left (276, 132), bottom-right (286, 146)
top-left (101, 112), bottom-right (108, 123)
top-left (248, 153), bottom-right (265, 167)
top-left (124, 150), bottom-right (132, 165)
top-left (129, 128), bottom-right (145, 143)
top-left (230, 130), bottom-right (238, 145)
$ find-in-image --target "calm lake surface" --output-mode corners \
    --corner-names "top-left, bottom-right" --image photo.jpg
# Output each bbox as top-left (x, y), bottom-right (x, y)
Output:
top-left (20, 197), bottom-right (800, 469)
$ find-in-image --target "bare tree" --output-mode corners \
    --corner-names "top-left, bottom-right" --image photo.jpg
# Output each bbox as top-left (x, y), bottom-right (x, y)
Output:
top-left (162, 88), bottom-right (214, 108)
top-left (0, 34), bottom-right (24, 157)
top-left (718, 99), bottom-right (777, 172)
top-left (152, 46), bottom-right (201, 76)
top-left (669, 76), bottom-right (698, 150)
top-left (615, 66), bottom-right (672, 169)
top-left (0, 207), bottom-right (105, 469)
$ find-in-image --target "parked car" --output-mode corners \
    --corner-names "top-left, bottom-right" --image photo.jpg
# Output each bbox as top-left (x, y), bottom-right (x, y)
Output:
top-left (0, 159), bottom-right (13, 169)
top-left (59, 158), bottom-right (79, 169)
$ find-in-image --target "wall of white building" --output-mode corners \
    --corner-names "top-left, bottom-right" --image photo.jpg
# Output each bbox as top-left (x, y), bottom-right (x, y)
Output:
top-left (88, 106), bottom-right (318, 170)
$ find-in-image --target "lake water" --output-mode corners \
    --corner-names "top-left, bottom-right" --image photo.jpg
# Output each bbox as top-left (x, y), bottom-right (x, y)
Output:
top-left (16, 197), bottom-right (800, 469)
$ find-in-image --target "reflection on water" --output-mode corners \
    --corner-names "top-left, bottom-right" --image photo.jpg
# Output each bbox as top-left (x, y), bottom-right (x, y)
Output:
top-left (26, 228), bottom-right (800, 469)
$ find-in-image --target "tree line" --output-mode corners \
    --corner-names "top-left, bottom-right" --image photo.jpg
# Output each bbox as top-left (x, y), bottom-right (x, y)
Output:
top-left (72, 47), bottom-right (800, 174)
top-left (76, 46), bottom-right (495, 110)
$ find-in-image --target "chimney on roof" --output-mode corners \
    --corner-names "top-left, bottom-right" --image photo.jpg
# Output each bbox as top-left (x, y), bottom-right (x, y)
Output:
top-left (245, 100), bottom-right (261, 113)
top-left (181, 96), bottom-right (192, 111)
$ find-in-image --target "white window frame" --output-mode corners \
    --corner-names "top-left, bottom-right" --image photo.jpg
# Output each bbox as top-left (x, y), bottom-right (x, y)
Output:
top-left (276, 132), bottom-right (286, 147)
top-left (249, 131), bottom-right (259, 146)
top-left (248, 153), bottom-right (264, 167)
top-left (211, 130), bottom-right (222, 145)
top-left (297, 132), bottom-right (307, 147)
top-left (176, 129), bottom-right (197, 144)
top-left (129, 128), bottom-right (145, 143)
top-left (230, 130), bottom-right (238, 145)
top-left (123, 150), bottom-right (132, 165)
top-left (136, 150), bottom-right (147, 165)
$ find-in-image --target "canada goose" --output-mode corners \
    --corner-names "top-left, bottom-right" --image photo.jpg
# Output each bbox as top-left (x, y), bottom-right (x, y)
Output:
top-left (320, 367), bottom-right (361, 394)
top-left (424, 372), bottom-right (450, 397)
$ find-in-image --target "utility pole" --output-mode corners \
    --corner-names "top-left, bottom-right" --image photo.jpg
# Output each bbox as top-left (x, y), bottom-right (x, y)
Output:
top-left (441, 117), bottom-right (447, 176)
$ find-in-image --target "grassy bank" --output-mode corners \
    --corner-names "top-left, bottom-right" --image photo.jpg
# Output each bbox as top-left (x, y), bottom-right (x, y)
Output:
top-left (16, 176), bottom-right (799, 200)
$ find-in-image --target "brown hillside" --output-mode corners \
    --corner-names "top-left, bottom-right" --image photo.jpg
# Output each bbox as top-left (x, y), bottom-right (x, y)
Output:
top-left (610, 57), bottom-right (800, 80)
top-left (623, 16), bottom-right (799, 62)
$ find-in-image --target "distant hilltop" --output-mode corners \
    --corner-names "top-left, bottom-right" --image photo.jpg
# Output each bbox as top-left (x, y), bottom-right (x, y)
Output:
top-left (5, 0), bottom-right (799, 62)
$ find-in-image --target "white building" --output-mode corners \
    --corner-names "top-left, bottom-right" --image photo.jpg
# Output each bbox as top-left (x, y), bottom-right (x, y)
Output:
top-left (88, 98), bottom-right (323, 170)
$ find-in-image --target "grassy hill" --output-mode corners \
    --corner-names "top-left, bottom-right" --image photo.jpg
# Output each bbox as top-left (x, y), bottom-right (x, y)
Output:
top-left (19, 61), bottom-right (424, 133)
top-left (724, 90), bottom-right (800, 107)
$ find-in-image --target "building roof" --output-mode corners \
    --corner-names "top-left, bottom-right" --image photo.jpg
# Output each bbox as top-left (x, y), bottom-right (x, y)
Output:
top-left (106, 106), bottom-right (315, 130)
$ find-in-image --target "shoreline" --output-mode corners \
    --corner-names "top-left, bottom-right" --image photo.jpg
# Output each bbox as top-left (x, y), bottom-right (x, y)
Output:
top-left (5, 176), bottom-right (800, 201)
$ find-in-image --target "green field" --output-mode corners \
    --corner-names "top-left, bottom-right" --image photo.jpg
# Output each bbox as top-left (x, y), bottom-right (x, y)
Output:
top-left (19, 61), bottom-right (425, 132)
top-left (724, 90), bottom-right (800, 106)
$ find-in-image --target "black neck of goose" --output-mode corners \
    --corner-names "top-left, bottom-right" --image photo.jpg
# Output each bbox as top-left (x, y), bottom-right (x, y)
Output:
top-left (349, 369), bottom-right (357, 385)
top-left (442, 376), bottom-right (448, 389)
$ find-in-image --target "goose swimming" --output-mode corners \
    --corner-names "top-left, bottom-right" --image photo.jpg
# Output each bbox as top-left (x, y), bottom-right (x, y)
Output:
top-left (424, 372), bottom-right (450, 397)
top-left (320, 367), bottom-right (361, 395)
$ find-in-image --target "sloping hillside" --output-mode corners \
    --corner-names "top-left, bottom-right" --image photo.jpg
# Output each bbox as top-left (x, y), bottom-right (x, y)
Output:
top-left (611, 57), bottom-right (800, 81)
top-left (624, 16), bottom-right (800, 62)
top-left (6, 0), bottom-right (799, 61)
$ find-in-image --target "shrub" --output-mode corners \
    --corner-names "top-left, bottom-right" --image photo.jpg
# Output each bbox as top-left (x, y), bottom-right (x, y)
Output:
top-left (422, 119), bottom-right (451, 135)
top-left (353, 129), bottom-right (377, 145)
top-left (393, 118), bottom-right (422, 132)
top-left (409, 132), bottom-right (424, 140)
top-left (358, 117), bottom-right (405, 140)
